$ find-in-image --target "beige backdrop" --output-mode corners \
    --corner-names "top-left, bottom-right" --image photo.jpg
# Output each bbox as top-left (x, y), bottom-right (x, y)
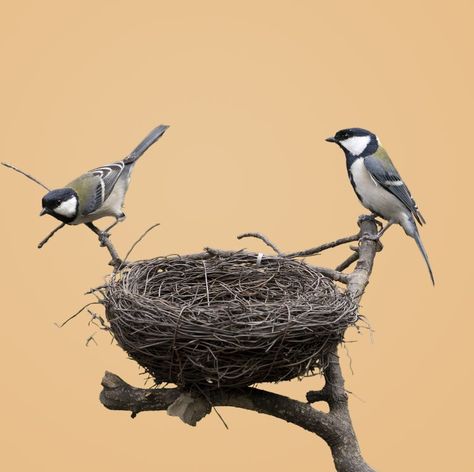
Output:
top-left (0, 1), bottom-right (472, 470)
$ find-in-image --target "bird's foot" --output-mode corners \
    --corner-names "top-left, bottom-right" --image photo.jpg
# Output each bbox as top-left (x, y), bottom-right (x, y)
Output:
top-left (360, 233), bottom-right (379, 242)
top-left (360, 232), bottom-right (384, 251)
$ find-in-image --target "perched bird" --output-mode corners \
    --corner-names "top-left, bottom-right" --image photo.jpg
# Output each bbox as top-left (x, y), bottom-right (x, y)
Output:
top-left (326, 127), bottom-right (434, 285)
top-left (40, 125), bottom-right (169, 233)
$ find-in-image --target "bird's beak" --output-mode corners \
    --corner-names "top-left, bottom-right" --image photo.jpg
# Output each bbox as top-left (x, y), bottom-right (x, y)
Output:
top-left (325, 136), bottom-right (337, 143)
top-left (40, 208), bottom-right (47, 216)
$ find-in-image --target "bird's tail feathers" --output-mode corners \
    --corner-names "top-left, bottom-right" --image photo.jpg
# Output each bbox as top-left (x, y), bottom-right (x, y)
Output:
top-left (124, 124), bottom-right (169, 164)
top-left (413, 228), bottom-right (435, 285)
top-left (414, 209), bottom-right (426, 226)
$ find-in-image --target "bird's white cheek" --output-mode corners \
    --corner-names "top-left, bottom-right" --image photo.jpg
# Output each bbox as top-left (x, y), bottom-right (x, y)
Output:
top-left (339, 136), bottom-right (371, 156)
top-left (54, 197), bottom-right (77, 217)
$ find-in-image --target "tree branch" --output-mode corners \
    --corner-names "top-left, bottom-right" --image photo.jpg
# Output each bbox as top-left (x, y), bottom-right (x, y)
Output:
top-left (283, 233), bottom-right (360, 258)
top-left (37, 223), bottom-right (67, 248)
top-left (335, 250), bottom-right (359, 272)
top-left (204, 247), bottom-right (349, 284)
top-left (237, 232), bottom-right (282, 255)
top-left (85, 223), bottom-right (123, 269)
top-left (100, 371), bottom-right (338, 435)
top-left (99, 216), bottom-right (380, 472)
top-left (1, 162), bottom-right (51, 191)
top-left (347, 216), bottom-right (379, 301)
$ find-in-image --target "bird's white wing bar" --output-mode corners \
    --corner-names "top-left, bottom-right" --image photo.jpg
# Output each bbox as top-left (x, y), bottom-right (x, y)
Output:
top-left (77, 162), bottom-right (126, 216)
top-left (91, 162), bottom-right (125, 202)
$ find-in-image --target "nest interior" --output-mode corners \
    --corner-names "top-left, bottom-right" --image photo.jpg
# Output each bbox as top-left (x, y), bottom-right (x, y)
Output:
top-left (103, 252), bottom-right (358, 388)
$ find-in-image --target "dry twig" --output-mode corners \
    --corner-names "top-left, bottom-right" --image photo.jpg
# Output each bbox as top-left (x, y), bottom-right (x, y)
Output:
top-left (237, 232), bottom-right (282, 254)
top-left (1, 162), bottom-right (51, 191)
top-left (121, 223), bottom-right (160, 266)
top-left (38, 223), bottom-right (67, 248)
top-left (284, 233), bottom-right (360, 258)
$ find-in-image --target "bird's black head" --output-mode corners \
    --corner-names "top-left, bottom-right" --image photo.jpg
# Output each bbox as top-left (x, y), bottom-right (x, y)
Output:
top-left (326, 128), bottom-right (379, 157)
top-left (41, 188), bottom-right (78, 223)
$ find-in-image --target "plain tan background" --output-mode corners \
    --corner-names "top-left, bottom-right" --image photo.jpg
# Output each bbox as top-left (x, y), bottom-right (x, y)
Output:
top-left (0, 1), bottom-right (472, 470)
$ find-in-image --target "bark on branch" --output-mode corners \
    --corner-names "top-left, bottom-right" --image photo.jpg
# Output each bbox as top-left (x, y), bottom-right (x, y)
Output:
top-left (99, 216), bottom-right (380, 472)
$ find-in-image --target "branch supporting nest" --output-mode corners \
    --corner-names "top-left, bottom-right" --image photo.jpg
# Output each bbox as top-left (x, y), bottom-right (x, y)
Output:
top-left (99, 217), bottom-right (380, 472)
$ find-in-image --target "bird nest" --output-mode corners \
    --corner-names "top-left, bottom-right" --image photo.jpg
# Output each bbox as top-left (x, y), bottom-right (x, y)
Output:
top-left (103, 251), bottom-right (359, 388)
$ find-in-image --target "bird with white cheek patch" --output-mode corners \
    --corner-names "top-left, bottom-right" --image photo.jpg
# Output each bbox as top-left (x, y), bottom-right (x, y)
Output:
top-left (326, 127), bottom-right (434, 285)
top-left (40, 125), bottom-right (169, 234)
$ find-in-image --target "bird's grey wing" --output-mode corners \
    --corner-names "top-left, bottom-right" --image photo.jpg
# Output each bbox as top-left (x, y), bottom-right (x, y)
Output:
top-left (364, 153), bottom-right (426, 225)
top-left (69, 162), bottom-right (125, 216)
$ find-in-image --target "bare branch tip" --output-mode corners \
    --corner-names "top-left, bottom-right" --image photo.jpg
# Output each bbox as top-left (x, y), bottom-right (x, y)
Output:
top-left (237, 232), bottom-right (281, 255)
top-left (2, 161), bottom-right (51, 191)
top-left (101, 371), bottom-right (127, 389)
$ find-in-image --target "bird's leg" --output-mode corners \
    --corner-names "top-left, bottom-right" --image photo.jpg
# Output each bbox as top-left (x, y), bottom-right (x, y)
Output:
top-left (377, 221), bottom-right (393, 238)
top-left (103, 214), bottom-right (126, 236)
top-left (360, 221), bottom-right (393, 242)
top-left (373, 219), bottom-right (384, 230)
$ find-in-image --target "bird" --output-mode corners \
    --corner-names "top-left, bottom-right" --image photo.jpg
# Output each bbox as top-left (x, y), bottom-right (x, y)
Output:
top-left (40, 125), bottom-right (169, 234)
top-left (325, 127), bottom-right (434, 285)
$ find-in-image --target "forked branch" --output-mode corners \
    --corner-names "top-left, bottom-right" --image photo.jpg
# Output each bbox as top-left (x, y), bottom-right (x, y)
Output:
top-left (100, 216), bottom-right (379, 472)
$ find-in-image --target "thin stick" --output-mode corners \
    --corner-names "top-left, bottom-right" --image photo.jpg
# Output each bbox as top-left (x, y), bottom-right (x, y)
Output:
top-left (121, 223), bottom-right (161, 265)
top-left (237, 232), bottom-right (282, 255)
top-left (284, 233), bottom-right (360, 258)
top-left (312, 266), bottom-right (349, 284)
top-left (54, 302), bottom-right (100, 328)
top-left (86, 333), bottom-right (98, 347)
top-left (336, 251), bottom-right (359, 272)
top-left (38, 222), bottom-right (66, 248)
top-left (1, 162), bottom-right (50, 191)
top-left (85, 223), bottom-right (122, 269)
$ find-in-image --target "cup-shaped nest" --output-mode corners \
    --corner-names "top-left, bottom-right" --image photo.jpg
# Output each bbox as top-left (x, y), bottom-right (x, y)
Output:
top-left (103, 251), bottom-right (358, 388)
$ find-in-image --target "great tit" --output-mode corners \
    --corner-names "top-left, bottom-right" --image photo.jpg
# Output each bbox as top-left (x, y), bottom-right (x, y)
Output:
top-left (40, 125), bottom-right (169, 232)
top-left (326, 127), bottom-right (434, 285)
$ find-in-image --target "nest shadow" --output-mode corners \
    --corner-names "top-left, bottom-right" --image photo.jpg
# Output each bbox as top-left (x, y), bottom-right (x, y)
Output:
top-left (103, 251), bottom-right (359, 388)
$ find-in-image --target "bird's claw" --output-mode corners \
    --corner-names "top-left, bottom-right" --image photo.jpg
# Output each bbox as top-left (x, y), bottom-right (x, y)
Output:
top-left (359, 233), bottom-right (384, 251)
top-left (360, 233), bottom-right (379, 242)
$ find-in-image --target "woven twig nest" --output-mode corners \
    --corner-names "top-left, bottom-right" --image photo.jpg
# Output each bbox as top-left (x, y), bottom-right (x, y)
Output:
top-left (103, 251), bottom-right (358, 388)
